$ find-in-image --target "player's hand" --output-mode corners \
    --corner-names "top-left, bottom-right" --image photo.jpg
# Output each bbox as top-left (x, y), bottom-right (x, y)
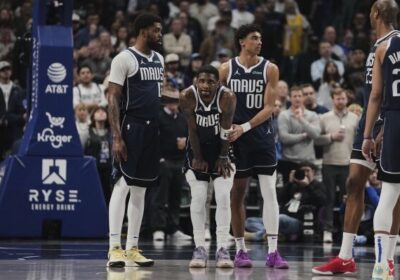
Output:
top-left (215, 157), bottom-right (234, 178)
top-left (192, 158), bottom-right (208, 173)
top-left (362, 138), bottom-right (375, 162)
top-left (228, 124), bottom-right (244, 142)
top-left (112, 136), bottom-right (128, 162)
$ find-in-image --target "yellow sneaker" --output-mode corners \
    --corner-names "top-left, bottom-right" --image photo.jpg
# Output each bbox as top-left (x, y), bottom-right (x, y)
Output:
top-left (125, 247), bottom-right (154, 267)
top-left (107, 247), bottom-right (125, 268)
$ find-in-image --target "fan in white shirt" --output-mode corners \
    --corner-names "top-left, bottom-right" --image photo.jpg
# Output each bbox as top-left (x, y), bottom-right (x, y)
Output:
top-left (73, 64), bottom-right (107, 112)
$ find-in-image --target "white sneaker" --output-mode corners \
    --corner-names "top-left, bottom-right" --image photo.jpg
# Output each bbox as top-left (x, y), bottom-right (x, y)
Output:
top-left (205, 229), bottom-right (211, 241)
top-left (372, 263), bottom-right (392, 280)
top-left (323, 231), bottom-right (333, 243)
top-left (153, 230), bottom-right (165, 241)
top-left (170, 230), bottom-right (192, 240)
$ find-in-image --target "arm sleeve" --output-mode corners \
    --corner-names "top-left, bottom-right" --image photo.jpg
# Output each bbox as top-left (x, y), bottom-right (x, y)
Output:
top-left (299, 112), bottom-right (321, 139)
top-left (314, 115), bottom-right (332, 145)
top-left (278, 112), bottom-right (306, 144)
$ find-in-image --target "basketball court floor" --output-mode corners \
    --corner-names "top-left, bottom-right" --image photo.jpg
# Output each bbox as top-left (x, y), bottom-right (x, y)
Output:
top-left (0, 239), bottom-right (382, 279)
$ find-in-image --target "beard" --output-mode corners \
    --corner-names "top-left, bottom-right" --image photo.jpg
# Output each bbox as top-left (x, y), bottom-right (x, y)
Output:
top-left (148, 40), bottom-right (163, 53)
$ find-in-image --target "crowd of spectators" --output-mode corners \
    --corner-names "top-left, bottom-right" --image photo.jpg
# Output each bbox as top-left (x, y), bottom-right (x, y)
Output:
top-left (0, 0), bottom-right (382, 242)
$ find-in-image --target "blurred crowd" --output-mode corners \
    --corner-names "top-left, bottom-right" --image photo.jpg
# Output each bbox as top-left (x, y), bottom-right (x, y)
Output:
top-left (0, 0), bottom-right (384, 243)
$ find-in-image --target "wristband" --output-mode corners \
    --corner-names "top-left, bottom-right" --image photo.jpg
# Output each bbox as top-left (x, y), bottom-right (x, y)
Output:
top-left (240, 122), bottom-right (251, 133)
top-left (220, 127), bottom-right (232, 140)
top-left (219, 155), bottom-right (229, 159)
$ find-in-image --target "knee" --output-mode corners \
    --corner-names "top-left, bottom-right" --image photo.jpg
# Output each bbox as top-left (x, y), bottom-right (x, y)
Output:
top-left (345, 176), bottom-right (365, 197)
top-left (215, 191), bottom-right (230, 209)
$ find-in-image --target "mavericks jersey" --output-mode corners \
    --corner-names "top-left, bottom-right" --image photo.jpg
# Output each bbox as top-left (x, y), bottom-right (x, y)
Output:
top-left (121, 48), bottom-right (164, 120)
top-left (227, 57), bottom-right (269, 124)
top-left (382, 34), bottom-right (400, 110)
top-left (186, 85), bottom-right (227, 174)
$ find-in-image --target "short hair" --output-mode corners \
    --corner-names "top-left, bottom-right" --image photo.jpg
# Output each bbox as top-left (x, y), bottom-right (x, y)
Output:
top-left (289, 86), bottom-right (302, 96)
top-left (373, 0), bottom-right (399, 27)
top-left (300, 83), bottom-right (314, 90)
top-left (77, 64), bottom-right (92, 74)
top-left (331, 87), bottom-right (346, 98)
top-left (298, 161), bottom-right (317, 171)
top-left (132, 13), bottom-right (162, 37)
top-left (196, 65), bottom-right (219, 80)
top-left (234, 24), bottom-right (262, 52)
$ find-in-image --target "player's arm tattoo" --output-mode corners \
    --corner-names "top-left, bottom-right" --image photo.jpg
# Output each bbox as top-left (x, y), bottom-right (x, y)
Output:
top-left (219, 90), bottom-right (237, 157)
top-left (180, 88), bottom-right (203, 160)
top-left (107, 82), bottom-right (123, 139)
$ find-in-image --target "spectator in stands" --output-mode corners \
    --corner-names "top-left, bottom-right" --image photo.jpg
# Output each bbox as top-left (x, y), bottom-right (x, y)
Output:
top-left (72, 13), bottom-right (81, 49)
top-left (183, 53), bottom-right (203, 88)
top-left (113, 26), bottom-right (129, 54)
top-left (277, 80), bottom-right (290, 109)
top-left (73, 64), bottom-right (107, 112)
top-left (0, 28), bottom-right (15, 61)
top-left (351, 12), bottom-right (369, 51)
top-left (0, 8), bottom-right (14, 29)
top-left (310, 41), bottom-right (345, 86)
top-left (178, 3), bottom-right (203, 52)
top-left (339, 29), bottom-right (355, 58)
top-left (199, 19), bottom-right (234, 64)
top-left (345, 46), bottom-right (366, 105)
top-left (348, 103), bottom-right (362, 117)
top-left (75, 13), bottom-right (105, 49)
top-left (189, 0), bottom-right (218, 34)
top-left (278, 86), bottom-right (321, 184)
top-left (0, 61), bottom-right (25, 161)
top-left (323, 26), bottom-right (346, 62)
top-left (231, 0), bottom-right (255, 29)
top-left (259, 0), bottom-right (286, 65)
top-left (301, 84), bottom-right (328, 115)
top-left (207, 0), bottom-right (230, 32)
top-left (315, 88), bottom-right (359, 243)
top-left (317, 61), bottom-right (343, 110)
top-left (74, 103), bottom-right (90, 147)
top-left (84, 106), bottom-right (112, 205)
top-left (165, 53), bottom-right (185, 91)
top-left (163, 17), bottom-right (192, 68)
top-left (82, 39), bottom-right (112, 83)
top-left (294, 35), bottom-right (320, 86)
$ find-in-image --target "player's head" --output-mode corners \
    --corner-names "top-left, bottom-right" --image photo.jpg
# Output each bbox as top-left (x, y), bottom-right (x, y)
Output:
top-left (235, 24), bottom-right (262, 55)
top-left (370, 0), bottom-right (399, 29)
top-left (195, 65), bottom-right (220, 99)
top-left (132, 13), bottom-right (162, 50)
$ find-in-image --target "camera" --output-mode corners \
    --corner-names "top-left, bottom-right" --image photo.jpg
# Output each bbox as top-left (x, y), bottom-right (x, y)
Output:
top-left (294, 169), bottom-right (305, 180)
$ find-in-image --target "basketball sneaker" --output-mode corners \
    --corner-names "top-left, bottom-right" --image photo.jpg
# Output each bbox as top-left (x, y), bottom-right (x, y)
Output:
top-left (107, 247), bottom-right (125, 268)
top-left (234, 249), bottom-right (252, 268)
top-left (312, 256), bottom-right (356, 275)
top-left (266, 250), bottom-right (289, 269)
top-left (124, 247), bottom-right (154, 267)
top-left (189, 246), bottom-right (208, 268)
top-left (372, 263), bottom-right (392, 280)
top-left (215, 247), bottom-right (234, 268)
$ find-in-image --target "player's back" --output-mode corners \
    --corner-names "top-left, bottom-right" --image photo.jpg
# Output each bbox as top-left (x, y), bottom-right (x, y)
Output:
top-left (382, 34), bottom-right (400, 111)
top-left (227, 57), bottom-right (269, 124)
top-left (121, 48), bottom-right (164, 121)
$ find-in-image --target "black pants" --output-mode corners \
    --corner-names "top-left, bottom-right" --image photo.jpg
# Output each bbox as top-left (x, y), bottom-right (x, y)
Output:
top-left (151, 159), bottom-right (185, 234)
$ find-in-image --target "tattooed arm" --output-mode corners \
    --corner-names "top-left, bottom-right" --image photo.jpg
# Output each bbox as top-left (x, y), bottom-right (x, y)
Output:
top-left (108, 82), bottom-right (127, 162)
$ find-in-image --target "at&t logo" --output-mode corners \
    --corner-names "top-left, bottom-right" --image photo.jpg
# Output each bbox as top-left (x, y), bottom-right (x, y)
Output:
top-left (45, 62), bottom-right (68, 94)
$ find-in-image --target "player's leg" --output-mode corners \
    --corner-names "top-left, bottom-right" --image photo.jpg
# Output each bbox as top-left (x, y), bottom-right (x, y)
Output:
top-left (312, 162), bottom-right (371, 275)
top-left (387, 198), bottom-right (400, 276)
top-left (107, 177), bottom-right (130, 267)
top-left (125, 185), bottom-right (154, 267)
top-left (186, 170), bottom-right (209, 268)
top-left (258, 171), bottom-right (288, 269)
top-left (213, 174), bottom-right (234, 268)
top-left (372, 182), bottom-right (400, 279)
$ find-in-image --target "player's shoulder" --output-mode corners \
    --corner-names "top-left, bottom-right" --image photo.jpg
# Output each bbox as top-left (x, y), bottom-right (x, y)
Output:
top-left (220, 86), bottom-right (236, 100)
top-left (180, 85), bottom-right (195, 99)
top-left (219, 60), bottom-right (231, 73)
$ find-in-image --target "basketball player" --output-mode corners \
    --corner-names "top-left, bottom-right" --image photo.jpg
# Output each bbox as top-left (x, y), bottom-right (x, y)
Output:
top-left (106, 13), bottom-right (163, 267)
top-left (312, 1), bottom-right (400, 276)
top-left (180, 65), bottom-right (236, 268)
top-left (219, 24), bottom-right (288, 268)
top-left (363, 30), bottom-right (400, 280)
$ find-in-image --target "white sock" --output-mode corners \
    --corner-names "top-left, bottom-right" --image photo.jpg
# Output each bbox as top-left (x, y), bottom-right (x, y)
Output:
top-left (186, 170), bottom-right (209, 248)
top-left (214, 175), bottom-right (233, 250)
top-left (126, 185), bottom-right (146, 249)
top-left (338, 232), bottom-right (356, 260)
top-left (235, 237), bottom-right (247, 253)
top-left (108, 177), bottom-right (130, 249)
top-left (375, 233), bottom-right (390, 264)
top-left (267, 236), bottom-right (278, 253)
top-left (388, 235), bottom-right (398, 261)
top-left (258, 173), bottom-right (279, 252)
